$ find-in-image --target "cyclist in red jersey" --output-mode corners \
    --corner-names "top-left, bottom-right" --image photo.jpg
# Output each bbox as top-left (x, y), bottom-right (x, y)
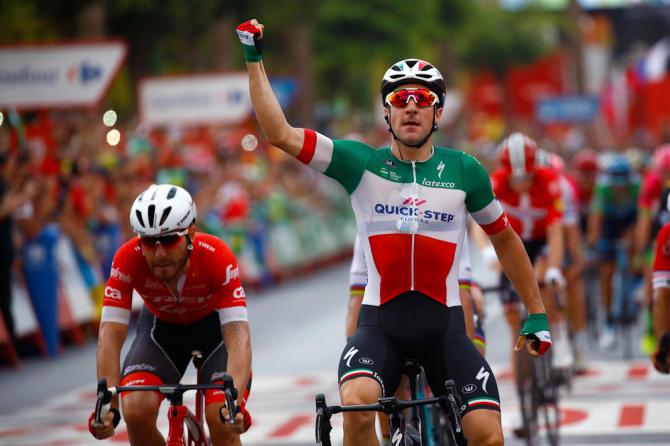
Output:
top-left (651, 193), bottom-right (670, 373)
top-left (490, 134), bottom-right (573, 369)
top-left (89, 184), bottom-right (252, 446)
top-left (635, 144), bottom-right (670, 353)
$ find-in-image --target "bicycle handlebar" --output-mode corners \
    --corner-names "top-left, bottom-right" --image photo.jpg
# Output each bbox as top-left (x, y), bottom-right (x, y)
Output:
top-left (94, 374), bottom-right (239, 426)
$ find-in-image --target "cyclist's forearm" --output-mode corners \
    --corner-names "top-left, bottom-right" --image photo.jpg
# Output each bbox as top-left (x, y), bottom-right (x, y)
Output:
top-left (490, 227), bottom-right (545, 314)
top-left (222, 321), bottom-right (252, 405)
top-left (247, 62), bottom-right (302, 155)
top-left (345, 294), bottom-right (363, 339)
top-left (653, 288), bottom-right (670, 339)
top-left (586, 212), bottom-right (601, 246)
top-left (546, 222), bottom-right (563, 270)
top-left (635, 213), bottom-right (651, 255)
top-left (565, 224), bottom-right (583, 263)
top-left (96, 322), bottom-right (127, 407)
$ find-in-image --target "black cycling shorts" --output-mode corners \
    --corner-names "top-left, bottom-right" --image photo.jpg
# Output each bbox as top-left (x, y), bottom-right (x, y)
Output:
top-left (121, 306), bottom-right (228, 385)
top-left (338, 292), bottom-right (501, 416)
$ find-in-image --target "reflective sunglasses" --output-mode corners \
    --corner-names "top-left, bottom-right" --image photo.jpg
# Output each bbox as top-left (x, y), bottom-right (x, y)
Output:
top-left (385, 88), bottom-right (439, 108)
top-left (138, 231), bottom-right (186, 250)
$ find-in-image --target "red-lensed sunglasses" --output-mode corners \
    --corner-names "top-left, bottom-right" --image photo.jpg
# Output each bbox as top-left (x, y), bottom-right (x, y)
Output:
top-left (138, 233), bottom-right (185, 250)
top-left (385, 88), bottom-right (439, 108)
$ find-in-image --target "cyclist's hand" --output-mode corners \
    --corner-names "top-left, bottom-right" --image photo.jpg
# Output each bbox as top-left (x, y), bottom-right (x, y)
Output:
top-left (653, 332), bottom-right (670, 374)
top-left (515, 313), bottom-right (552, 357)
top-left (544, 267), bottom-right (565, 288)
top-left (88, 408), bottom-right (120, 440)
top-left (236, 19), bottom-right (264, 62)
top-left (219, 403), bottom-right (252, 434)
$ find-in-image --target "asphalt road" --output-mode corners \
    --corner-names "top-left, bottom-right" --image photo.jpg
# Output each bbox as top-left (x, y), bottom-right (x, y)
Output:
top-left (0, 260), bottom-right (668, 445)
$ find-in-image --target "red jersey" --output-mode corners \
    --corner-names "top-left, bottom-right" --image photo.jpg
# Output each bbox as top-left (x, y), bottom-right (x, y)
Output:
top-left (639, 170), bottom-right (663, 215)
top-left (102, 233), bottom-right (247, 325)
top-left (491, 167), bottom-right (563, 241)
top-left (653, 223), bottom-right (670, 290)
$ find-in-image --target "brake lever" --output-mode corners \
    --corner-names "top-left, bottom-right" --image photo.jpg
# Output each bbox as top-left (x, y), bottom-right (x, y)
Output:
top-left (94, 379), bottom-right (112, 427)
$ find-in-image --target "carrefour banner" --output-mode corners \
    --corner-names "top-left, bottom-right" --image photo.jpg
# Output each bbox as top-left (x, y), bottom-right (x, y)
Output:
top-left (0, 40), bottom-right (127, 109)
top-left (139, 73), bottom-right (253, 126)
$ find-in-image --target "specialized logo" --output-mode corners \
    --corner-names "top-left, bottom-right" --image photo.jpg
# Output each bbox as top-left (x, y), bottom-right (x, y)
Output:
top-left (437, 160), bottom-right (445, 179)
top-left (476, 366), bottom-right (490, 394)
top-left (359, 357), bottom-right (374, 365)
top-left (343, 346), bottom-right (358, 368)
top-left (104, 286), bottom-right (122, 300)
top-left (392, 428), bottom-right (403, 446)
top-left (462, 384), bottom-right (477, 394)
top-left (222, 264), bottom-right (240, 286)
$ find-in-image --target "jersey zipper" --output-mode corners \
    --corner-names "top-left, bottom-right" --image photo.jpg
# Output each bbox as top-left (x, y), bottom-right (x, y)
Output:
top-left (410, 160), bottom-right (417, 291)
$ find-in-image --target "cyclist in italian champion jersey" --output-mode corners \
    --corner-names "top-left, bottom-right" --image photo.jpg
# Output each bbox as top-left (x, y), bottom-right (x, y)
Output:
top-left (237, 19), bottom-right (549, 446)
top-left (651, 192), bottom-right (670, 374)
top-left (347, 230), bottom-right (486, 354)
top-left (89, 184), bottom-right (252, 446)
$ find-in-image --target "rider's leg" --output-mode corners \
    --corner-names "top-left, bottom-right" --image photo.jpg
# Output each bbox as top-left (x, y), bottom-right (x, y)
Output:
top-left (121, 381), bottom-right (164, 446)
top-left (340, 377), bottom-right (382, 446)
top-left (600, 260), bottom-right (615, 322)
top-left (462, 410), bottom-right (504, 446)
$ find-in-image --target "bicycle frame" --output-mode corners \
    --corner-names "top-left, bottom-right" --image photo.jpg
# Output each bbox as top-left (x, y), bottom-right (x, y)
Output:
top-left (94, 377), bottom-right (237, 446)
top-left (315, 378), bottom-right (461, 446)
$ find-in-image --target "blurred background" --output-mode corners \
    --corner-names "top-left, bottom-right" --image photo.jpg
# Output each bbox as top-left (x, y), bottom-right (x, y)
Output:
top-left (1, 0), bottom-right (670, 445)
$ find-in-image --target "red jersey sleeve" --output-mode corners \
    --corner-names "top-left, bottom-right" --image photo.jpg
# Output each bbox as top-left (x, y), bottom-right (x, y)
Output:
top-left (653, 224), bottom-right (670, 289)
top-left (203, 235), bottom-right (248, 324)
top-left (639, 171), bottom-right (661, 214)
top-left (101, 240), bottom-right (141, 324)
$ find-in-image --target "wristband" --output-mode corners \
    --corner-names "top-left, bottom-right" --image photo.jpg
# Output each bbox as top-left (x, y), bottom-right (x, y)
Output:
top-left (519, 313), bottom-right (550, 336)
top-left (236, 22), bottom-right (263, 62)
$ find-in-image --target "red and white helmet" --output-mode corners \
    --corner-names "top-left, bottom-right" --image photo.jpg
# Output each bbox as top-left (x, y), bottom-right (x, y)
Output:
top-left (653, 144), bottom-right (670, 175)
top-left (499, 132), bottom-right (539, 177)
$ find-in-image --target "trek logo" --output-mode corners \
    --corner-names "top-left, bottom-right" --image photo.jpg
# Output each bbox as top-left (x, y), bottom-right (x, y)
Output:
top-left (222, 264), bottom-right (240, 286)
top-left (476, 366), bottom-right (490, 394)
top-left (437, 160), bottom-right (445, 179)
top-left (374, 201), bottom-right (455, 223)
top-left (343, 346), bottom-right (358, 368)
top-left (392, 428), bottom-right (403, 446)
top-left (144, 279), bottom-right (163, 290)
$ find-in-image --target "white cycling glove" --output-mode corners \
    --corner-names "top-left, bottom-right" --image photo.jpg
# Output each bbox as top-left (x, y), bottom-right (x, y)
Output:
top-left (544, 266), bottom-right (565, 287)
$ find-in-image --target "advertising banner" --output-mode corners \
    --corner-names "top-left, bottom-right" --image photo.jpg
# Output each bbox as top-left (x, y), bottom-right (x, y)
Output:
top-left (139, 73), bottom-right (297, 126)
top-left (536, 95), bottom-right (600, 123)
top-left (0, 40), bottom-right (127, 109)
top-left (139, 73), bottom-right (252, 126)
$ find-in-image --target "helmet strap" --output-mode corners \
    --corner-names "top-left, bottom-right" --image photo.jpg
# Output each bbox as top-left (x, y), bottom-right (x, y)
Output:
top-left (385, 106), bottom-right (438, 151)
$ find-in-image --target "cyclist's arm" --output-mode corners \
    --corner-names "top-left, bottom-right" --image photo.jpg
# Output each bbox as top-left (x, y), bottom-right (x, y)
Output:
top-left (654, 288), bottom-right (670, 339)
top-left (546, 221), bottom-right (564, 271)
top-left (222, 321), bottom-right (252, 406)
top-left (346, 234), bottom-right (367, 338)
top-left (96, 321), bottom-right (128, 409)
top-left (246, 59), bottom-right (303, 156)
top-left (564, 223), bottom-right (585, 274)
top-left (489, 226), bottom-right (545, 315)
top-left (634, 210), bottom-right (652, 257)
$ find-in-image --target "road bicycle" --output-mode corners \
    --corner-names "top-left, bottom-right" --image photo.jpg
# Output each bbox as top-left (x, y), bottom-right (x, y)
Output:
top-left (93, 351), bottom-right (238, 446)
top-left (315, 361), bottom-right (464, 446)
top-left (612, 239), bottom-right (642, 359)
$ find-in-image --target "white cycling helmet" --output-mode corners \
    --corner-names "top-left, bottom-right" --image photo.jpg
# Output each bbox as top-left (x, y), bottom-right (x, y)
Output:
top-left (380, 58), bottom-right (446, 106)
top-left (130, 184), bottom-right (197, 237)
